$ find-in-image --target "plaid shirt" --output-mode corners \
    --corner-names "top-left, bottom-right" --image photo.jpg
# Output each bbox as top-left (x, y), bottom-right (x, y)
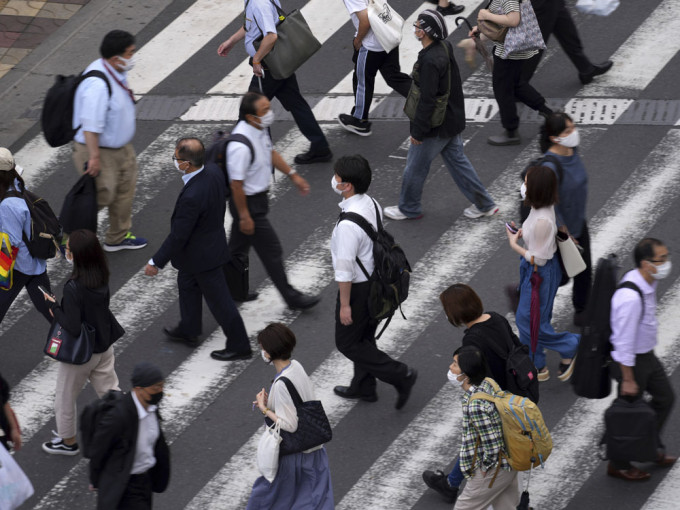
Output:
top-left (459, 378), bottom-right (511, 478)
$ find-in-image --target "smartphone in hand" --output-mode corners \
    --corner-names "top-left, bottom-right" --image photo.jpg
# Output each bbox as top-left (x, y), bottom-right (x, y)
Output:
top-left (505, 222), bottom-right (518, 234)
top-left (38, 285), bottom-right (55, 300)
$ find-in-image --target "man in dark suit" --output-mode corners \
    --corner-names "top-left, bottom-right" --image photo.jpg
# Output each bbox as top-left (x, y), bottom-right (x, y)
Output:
top-left (89, 362), bottom-right (170, 510)
top-left (144, 138), bottom-right (251, 361)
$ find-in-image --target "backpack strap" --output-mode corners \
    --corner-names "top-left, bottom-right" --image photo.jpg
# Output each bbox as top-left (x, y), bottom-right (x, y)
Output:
top-left (337, 203), bottom-right (380, 281)
top-left (276, 376), bottom-right (304, 409)
top-left (81, 70), bottom-right (112, 98)
top-left (616, 281), bottom-right (645, 321)
top-left (540, 154), bottom-right (564, 185)
top-left (225, 134), bottom-right (255, 166)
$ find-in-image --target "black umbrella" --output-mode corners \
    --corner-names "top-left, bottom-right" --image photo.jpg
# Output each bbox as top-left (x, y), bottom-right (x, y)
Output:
top-left (455, 16), bottom-right (493, 71)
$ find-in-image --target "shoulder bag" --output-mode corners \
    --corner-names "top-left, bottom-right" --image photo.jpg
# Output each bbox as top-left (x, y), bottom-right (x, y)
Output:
top-left (367, 0), bottom-right (404, 53)
top-left (252, 0), bottom-right (322, 80)
top-left (43, 281), bottom-right (95, 365)
top-left (502, 0), bottom-right (546, 57)
top-left (266, 376), bottom-right (332, 455)
top-left (403, 41), bottom-right (451, 128)
top-left (478, 0), bottom-right (508, 42)
top-left (0, 440), bottom-right (34, 509)
top-left (555, 231), bottom-right (586, 278)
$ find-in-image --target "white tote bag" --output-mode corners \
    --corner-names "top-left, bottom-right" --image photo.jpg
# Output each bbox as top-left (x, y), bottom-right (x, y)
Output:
top-left (0, 446), bottom-right (35, 510)
top-left (367, 0), bottom-right (404, 53)
top-left (575, 0), bottom-right (620, 17)
top-left (256, 421), bottom-right (282, 483)
top-left (556, 231), bottom-right (587, 278)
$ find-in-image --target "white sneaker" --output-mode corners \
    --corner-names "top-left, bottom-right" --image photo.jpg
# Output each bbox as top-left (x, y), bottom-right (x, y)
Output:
top-left (463, 204), bottom-right (499, 219)
top-left (383, 205), bottom-right (424, 221)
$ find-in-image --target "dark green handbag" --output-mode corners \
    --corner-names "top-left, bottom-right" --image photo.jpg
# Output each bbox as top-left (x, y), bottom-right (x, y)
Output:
top-left (403, 41), bottom-right (451, 128)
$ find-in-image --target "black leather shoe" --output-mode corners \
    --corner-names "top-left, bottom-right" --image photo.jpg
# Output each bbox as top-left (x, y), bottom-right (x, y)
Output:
top-left (579, 60), bottom-right (613, 85)
top-left (235, 292), bottom-right (259, 303)
top-left (294, 148), bottom-right (333, 165)
top-left (210, 349), bottom-right (253, 361)
top-left (287, 293), bottom-right (320, 311)
top-left (396, 368), bottom-right (418, 410)
top-left (163, 327), bottom-right (199, 347)
top-left (437, 3), bottom-right (465, 16)
top-left (333, 386), bottom-right (378, 402)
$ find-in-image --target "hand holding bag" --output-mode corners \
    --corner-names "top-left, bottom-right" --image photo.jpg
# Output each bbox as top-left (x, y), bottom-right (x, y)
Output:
top-left (367, 0), bottom-right (404, 53)
top-left (256, 420), bottom-right (282, 483)
top-left (478, 0), bottom-right (508, 42)
top-left (0, 442), bottom-right (35, 510)
top-left (502, 0), bottom-right (546, 58)
top-left (556, 231), bottom-right (586, 278)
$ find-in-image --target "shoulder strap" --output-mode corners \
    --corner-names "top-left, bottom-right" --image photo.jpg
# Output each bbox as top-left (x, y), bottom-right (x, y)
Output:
top-left (337, 207), bottom-right (378, 281)
top-left (617, 281), bottom-right (645, 320)
top-left (226, 134), bottom-right (255, 165)
top-left (81, 70), bottom-right (112, 98)
top-left (541, 154), bottom-right (564, 185)
top-left (276, 376), bottom-right (303, 408)
top-left (268, 0), bottom-right (287, 19)
top-left (440, 41), bottom-right (452, 97)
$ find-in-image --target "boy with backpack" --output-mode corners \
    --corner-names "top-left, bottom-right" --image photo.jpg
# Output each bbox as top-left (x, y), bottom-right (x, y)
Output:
top-left (330, 155), bottom-right (417, 410)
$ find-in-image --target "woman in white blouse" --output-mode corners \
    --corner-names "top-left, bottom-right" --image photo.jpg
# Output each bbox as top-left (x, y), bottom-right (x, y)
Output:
top-left (247, 323), bottom-right (334, 509)
top-left (506, 166), bottom-right (580, 383)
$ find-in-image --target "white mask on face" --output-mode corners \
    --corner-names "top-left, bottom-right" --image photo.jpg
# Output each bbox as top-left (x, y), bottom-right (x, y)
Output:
top-left (520, 182), bottom-right (527, 200)
top-left (117, 54), bottom-right (136, 72)
top-left (261, 349), bottom-right (271, 364)
top-left (555, 128), bottom-right (580, 148)
top-left (258, 110), bottom-right (275, 128)
top-left (65, 250), bottom-right (73, 264)
top-left (447, 370), bottom-right (465, 388)
top-left (331, 176), bottom-right (344, 195)
top-left (651, 260), bottom-right (672, 280)
top-left (174, 159), bottom-right (184, 174)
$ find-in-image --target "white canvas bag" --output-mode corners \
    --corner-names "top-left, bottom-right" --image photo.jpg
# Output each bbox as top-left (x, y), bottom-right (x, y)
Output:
top-left (256, 420), bottom-right (282, 483)
top-left (0, 445), bottom-right (35, 509)
top-left (367, 0), bottom-right (404, 53)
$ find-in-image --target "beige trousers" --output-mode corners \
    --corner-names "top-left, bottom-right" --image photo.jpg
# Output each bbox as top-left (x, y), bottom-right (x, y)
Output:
top-left (454, 467), bottom-right (519, 510)
top-left (54, 346), bottom-right (120, 439)
top-left (72, 142), bottom-right (138, 245)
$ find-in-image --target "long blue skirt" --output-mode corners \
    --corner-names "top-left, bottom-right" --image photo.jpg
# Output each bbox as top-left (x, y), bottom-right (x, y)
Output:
top-left (246, 447), bottom-right (334, 509)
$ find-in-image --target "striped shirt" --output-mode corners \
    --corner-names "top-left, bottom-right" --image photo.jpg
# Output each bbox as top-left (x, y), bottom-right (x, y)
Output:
top-left (489, 0), bottom-right (539, 60)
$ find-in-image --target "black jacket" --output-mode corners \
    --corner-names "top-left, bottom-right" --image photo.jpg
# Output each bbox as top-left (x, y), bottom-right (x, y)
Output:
top-left (89, 393), bottom-right (170, 510)
top-left (152, 167), bottom-right (230, 273)
top-left (409, 40), bottom-right (466, 141)
top-left (50, 280), bottom-right (123, 353)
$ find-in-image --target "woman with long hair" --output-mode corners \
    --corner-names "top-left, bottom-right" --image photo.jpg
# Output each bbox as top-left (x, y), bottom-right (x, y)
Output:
top-left (507, 166), bottom-right (579, 382)
top-left (41, 229), bottom-right (124, 456)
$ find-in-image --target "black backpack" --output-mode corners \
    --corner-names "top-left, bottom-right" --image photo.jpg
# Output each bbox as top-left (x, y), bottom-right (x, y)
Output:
top-left (41, 70), bottom-right (112, 148)
top-left (339, 199), bottom-right (411, 339)
top-left (4, 187), bottom-right (62, 259)
top-left (79, 389), bottom-right (124, 459)
top-left (571, 254), bottom-right (643, 399)
top-left (204, 131), bottom-right (255, 200)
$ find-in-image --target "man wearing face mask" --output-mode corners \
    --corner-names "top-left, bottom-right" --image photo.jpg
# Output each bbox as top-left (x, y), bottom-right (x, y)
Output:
top-left (607, 238), bottom-right (676, 481)
top-left (226, 91), bottom-right (320, 311)
top-left (72, 30), bottom-right (146, 252)
top-left (144, 138), bottom-right (251, 362)
top-left (89, 362), bottom-right (170, 510)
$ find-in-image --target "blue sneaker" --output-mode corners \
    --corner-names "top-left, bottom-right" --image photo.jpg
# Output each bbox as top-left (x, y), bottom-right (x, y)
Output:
top-left (103, 232), bottom-right (147, 252)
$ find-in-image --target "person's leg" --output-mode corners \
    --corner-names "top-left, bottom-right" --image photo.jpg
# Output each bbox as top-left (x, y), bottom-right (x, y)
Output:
top-left (353, 47), bottom-right (380, 120)
top-left (0, 269), bottom-right (28, 323)
top-left (455, 467), bottom-right (516, 510)
top-left (489, 469), bottom-right (520, 510)
top-left (176, 271), bottom-right (203, 337)
top-left (54, 360), bottom-right (92, 441)
top-left (513, 54), bottom-right (551, 113)
top-left (195, 266), bottom-right (251, 353)
top-left (116, 473), bottom-right (153, 510)
top-left (491, 55), bottom-right (520, 132)
top-left (398, 137), bottom-right (448, 217)
top-left (572, 221), bottom-right (592, 313)
top-left (89, 346), bottom-right (121, 398)
top-left (24, 271), bottom-right (53, 323)
top-left (448, 457), bottom-right (464, 487)
top-left (440, 135), bottom-right (496, 212)
top-left (228, 199), bottom-right (254, 263)
top-left (553, 0), bottom-right (594, 74)
top-left (105, 143), bottom-right (139, 245)
top-left (515, 258), bottom-right (547, 368)
top-left (379, 46), bottom-right (412, 98)
top-left (637, 353), bottom-right (675, 442)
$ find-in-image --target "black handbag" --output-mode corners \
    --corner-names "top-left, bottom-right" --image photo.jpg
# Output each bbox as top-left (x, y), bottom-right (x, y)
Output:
top-left (224, 253), bottom-right (249, 302)
top-left (59, 173), bottom-right (97, 234)
top-left (266, 376), bottom-right (332, 456)
top-left (603, 397), bottom-right (658, 462)
top-left (44, 320), bottom-right (95, 365)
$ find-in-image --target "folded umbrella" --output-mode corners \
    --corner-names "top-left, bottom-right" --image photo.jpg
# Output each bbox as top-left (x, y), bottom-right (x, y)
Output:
top-left (529, 257), bottom-right (543, 360)
top-left (455, 16), bottom-right (493, 71)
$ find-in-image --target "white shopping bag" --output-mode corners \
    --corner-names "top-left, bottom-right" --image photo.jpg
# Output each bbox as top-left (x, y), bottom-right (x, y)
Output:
top-left (0, 446), bottom-right (35, 510)
top-left (576, 0), bottom-right (620, 17)
top-left (367, 0), bottom-right (404, 53)
top-left (256, 421), bottom-right (282, 483)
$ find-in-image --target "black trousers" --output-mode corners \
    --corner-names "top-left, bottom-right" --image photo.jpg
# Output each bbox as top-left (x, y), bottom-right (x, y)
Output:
top-left (611, 351), bottom-right (675, 468)
top-left (249, 72), bottom-right (328, 152)
top-left (334, 282), bottom-right (408, 396)
top-left (572, 221), bottom-right (592, 312)
top-left (352, 46), bottom-right (411, 120)
top-left (228, 193), bottom-right (296, 304)
top-left (492, 53), bottom-right (547, 131)
top-left (0, 269), bottom-right (52, 324)
top-left (177, 265), bottom-right (250, 353)
top-left (523, 0), bottom-right (594, 80)
top-left (117, 473), bottom-right (152, 510)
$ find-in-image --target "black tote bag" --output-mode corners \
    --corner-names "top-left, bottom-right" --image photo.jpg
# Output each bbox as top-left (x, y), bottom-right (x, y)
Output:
top-left (59, 173), bottom-right (97, 234)
top-left (44, 320), bottom-right (95, 365)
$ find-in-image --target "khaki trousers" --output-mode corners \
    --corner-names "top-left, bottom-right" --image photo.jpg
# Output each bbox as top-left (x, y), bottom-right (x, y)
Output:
top-left (54, 346), bottom-right (120, 439)
top-left (455, 467), bottom-right (519, 510)
top-left (72, 142), bottom-right (138, 245)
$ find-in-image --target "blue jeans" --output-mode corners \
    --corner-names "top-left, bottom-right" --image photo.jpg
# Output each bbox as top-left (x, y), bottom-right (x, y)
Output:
top-left (515, 256), bottom-right (580, 369)
top-left (447, 457), bottom-right (464, 488)
top-left (398, 135), bottom-right (495, 218)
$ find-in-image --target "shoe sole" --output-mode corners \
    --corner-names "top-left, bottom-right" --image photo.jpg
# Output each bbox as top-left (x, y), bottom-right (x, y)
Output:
top-left (384, 212), bottom-right (423, 221)
top-left (294, 154), bottom-right (333, 165)
top-left (42, 444), bottom-right (79, 456)
top-left (210, 353), bottom-right (252, 361)
top-left (333, 390), bottom-right (378, 402)
top-left (537, 371), bottom-right (550, 382)
top-left (558, 357), bottom-right (577, 382)
top-left (103, 243), bottom-right (148, 252)
top-left (337, 117), bottom-right (372, 137)
top-left (487, 139), bottom-right (521, 146)
top-left (464, 206), bottom-right (499, 219)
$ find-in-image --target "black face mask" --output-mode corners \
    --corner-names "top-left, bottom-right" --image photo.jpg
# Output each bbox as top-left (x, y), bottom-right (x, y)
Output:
top-left (146, 391), bottom-right (163, 406)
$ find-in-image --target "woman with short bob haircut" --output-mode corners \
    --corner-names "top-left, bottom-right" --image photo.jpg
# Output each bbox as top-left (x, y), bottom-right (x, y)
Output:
top-left (506, 166), bottom-right (580, 383)
top-left (247, 323), bottom-right (334, 509)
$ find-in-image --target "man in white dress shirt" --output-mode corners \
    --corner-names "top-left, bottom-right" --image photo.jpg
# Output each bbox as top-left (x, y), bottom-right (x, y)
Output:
top-left (330, 155), bottom-right (417, 409)
top-left (72, 30), bottom-right (146, 252)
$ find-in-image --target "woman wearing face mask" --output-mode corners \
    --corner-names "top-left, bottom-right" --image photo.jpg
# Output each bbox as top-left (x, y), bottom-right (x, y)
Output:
top-left (248, 323), bottom-right (334, 509)
top-left (507, 166), bottom-right (580, 383)
top-left (41, 229), bottom-right (124, 456)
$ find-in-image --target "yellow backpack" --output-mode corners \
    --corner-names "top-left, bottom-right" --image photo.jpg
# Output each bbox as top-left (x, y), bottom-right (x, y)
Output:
top-left (470, 378), bottom-right (552, 471)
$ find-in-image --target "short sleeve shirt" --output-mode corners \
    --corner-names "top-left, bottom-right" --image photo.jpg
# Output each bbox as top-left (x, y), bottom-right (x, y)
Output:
top-left (244, 0), bottom-right (281, 57)
top-left (488, 0), bottom-right (539, 60)
top-left (342, 0), bottom-right (384, 52)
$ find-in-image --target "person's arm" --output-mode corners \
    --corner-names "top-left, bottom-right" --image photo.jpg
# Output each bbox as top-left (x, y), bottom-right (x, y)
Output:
top-left (271, 150), bottom-right (310, 195)
top-left (83, 132), bottom-right (101, 177)
top-left (338, 281), bottom-right (353, 326)
top-left (410, 57), bottom-right (441, 141)
top-left (333, 222), bottom-right (363, 325)
top-left (477, 3), bottom-right (521, 27)
top-left (49, 283), bottom-right (82, 337)
top-left (611, 290), bottom-right (643, 396)
top-left (151, 196), bottom-right (202, 268)
top-left (256, 381), bottom-right (299, 432)
top-left (252, 32), bottom-right (278, 77)
top-left (228, 142), bottom-right (256, 234)
top-left (230, 181), bottom-right (254, 235)
top-left (3, 403), bottom-right (21, 451)
top-left (353, 9), bottom-right (370, 50)
top-left (217, 26), bottom-right (247, 57)
top-left (79, 79), bottom-right (109, 177)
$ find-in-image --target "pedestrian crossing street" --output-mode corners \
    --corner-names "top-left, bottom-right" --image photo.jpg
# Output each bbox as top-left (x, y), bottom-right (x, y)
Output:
top-left (2, 0), bottom-right (680, 508)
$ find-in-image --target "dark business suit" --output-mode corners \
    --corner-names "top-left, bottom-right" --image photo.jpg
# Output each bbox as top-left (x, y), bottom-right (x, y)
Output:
top-left (153, 167), bottom-right (249, 352)
top-left (89, 393), bottom-right (170, 510)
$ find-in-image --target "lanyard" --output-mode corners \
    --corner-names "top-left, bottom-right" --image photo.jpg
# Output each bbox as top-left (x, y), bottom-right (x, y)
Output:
top-left (102, 60), bottom-right (136, 104)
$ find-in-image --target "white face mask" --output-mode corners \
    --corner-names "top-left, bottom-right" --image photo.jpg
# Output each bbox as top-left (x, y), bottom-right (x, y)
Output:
top-left (261, 349), bottom-right (271, 364)
top-left (331, 176), bottom-right (344, 195)
top-left (65, 250), bottom-right (73, 264)
top-left (520, 182), bottom-right (527, 200)
top-left (117, 54), bottom-right (136, 72)
top-left (174, 159), bottom-right (184, 174)
top-left (651, 260), bottom-right (672, 280)
top-left (413, 25), bottom-right (423, 40)
top-left (447, 370), bottom-right (465, 388)
top-left (258, 110), bottom-right (275, 129)
top-left (555, 128), bottom-right (580, 148)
